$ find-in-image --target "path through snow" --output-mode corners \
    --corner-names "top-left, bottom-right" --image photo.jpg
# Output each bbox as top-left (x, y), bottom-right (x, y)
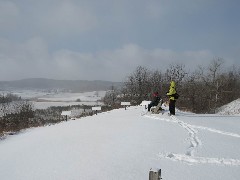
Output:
top-left (144, 113), bottom-right (240, 166)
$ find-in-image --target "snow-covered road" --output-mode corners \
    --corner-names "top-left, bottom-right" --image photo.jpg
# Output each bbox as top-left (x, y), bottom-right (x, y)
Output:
top-left (1, 106), bottom-right (240, 180)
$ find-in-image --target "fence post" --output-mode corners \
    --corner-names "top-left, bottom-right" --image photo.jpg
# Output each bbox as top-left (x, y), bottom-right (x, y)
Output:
top-left (149, 169), bottom-right (162, 180)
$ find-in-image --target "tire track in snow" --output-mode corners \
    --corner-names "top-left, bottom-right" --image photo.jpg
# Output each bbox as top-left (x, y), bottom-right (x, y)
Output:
top-left (144, 114), bottom-right (240, 166)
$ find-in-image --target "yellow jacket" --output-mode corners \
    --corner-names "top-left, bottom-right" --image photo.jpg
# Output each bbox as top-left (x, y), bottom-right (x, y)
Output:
top-left (167, 81), bottom-right (176, 100)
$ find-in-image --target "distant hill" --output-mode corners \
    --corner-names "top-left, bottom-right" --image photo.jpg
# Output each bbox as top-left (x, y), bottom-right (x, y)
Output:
top-left (0, 78), bottom-right (122, 92)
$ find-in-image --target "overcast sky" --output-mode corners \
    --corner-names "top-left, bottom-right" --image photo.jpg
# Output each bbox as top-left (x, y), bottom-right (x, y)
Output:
top-left (0, 0), bottom-right (239, 82)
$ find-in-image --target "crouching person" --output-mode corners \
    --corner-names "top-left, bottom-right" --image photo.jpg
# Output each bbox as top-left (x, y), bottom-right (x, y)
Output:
top-left (148, 92), bottom-right (161, 112)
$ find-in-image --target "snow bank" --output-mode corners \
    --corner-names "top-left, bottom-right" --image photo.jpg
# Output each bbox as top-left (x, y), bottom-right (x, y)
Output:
top-left (216, 98), bottom-right (240, 115)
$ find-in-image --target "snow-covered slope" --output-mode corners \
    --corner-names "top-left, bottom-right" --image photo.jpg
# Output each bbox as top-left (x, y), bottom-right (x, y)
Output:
top-left (0, 106), bottom-right (240, 180)
top-left (217, 98), bottom-right (240, 115)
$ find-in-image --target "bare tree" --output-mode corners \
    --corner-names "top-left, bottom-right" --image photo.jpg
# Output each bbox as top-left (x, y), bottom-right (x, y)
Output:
top-left (121, 66), bottom-right (151, 104)
top-left (165, 63), bottom-right (187, 85)
top-left (103, 85), bottom-right (118, 107)
top-left (120, 60), bottom-right (240, 113)
top-left (0, 94), bottom-right (34, 134)
top-left (149, 70), bottom-right (163, 93)
top-left (198, 58), bottom-right (225, 111)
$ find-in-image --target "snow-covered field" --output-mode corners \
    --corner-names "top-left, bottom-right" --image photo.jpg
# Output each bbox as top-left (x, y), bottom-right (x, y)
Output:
top-left (0, 104), bottom-right (240, 180)
top-left (0, 90), bottom-right (106, 109)
top-left (32, 91), bottom-right (106, 109)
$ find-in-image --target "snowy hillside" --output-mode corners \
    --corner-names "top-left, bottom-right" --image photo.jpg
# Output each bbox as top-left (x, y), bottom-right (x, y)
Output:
top-left (217, 98), bottom-right (240, 115)
top-left (0, 105), bottom-right (240, 180)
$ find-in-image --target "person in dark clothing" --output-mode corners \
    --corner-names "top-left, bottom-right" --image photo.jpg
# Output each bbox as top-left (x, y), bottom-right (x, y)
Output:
top-left (148, 92), bottom-right (161, 112)
top-left (166, 81), bottom-right (177, 115)
top-left (169, 99), bottom-right (176, 115)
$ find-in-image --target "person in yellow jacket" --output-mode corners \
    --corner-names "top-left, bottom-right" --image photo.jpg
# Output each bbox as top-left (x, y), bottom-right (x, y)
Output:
top-left (166, 81), bottom-right (177, 115)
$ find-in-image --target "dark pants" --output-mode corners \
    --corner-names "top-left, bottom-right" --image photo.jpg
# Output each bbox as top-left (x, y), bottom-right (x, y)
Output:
top-left (148, 102), bottom-right (158, 111)
top-left (169, 100), bottom-right (176, 115)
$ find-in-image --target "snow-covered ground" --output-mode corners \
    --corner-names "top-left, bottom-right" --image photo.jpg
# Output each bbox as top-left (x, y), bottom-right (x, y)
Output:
top-left (32, 91), bottom-right (105, 109)
top-left (0, 90), bottom-right (106, 109)
top-left (217, 98), bottom-right (240, 115)
top-left (35, 91), bottom-right (106, 102)
top-left (0, 104), bottom-right (240, 180)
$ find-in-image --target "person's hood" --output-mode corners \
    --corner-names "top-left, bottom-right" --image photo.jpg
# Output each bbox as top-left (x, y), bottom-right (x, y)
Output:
top-left (153, 92), bottom-right (159, 97)
top-left (170, 81), bottom-right (176, 88)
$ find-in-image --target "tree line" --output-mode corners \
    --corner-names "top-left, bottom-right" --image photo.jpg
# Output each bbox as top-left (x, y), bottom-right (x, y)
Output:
top-left (1, 58), bottom-right (239, 138)
top-left (104, 58), bottom-right (240, 113)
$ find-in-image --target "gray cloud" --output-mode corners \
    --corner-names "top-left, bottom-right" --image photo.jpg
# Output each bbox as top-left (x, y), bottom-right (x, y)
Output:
top-left (37, 1), bottom-right (97, 37)
top-left (0, 0), bottom-right (239, 81)
top-left (0, 1), bottom-right (19, 31)
top-left (0, 37), bottom-right (215, 81)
